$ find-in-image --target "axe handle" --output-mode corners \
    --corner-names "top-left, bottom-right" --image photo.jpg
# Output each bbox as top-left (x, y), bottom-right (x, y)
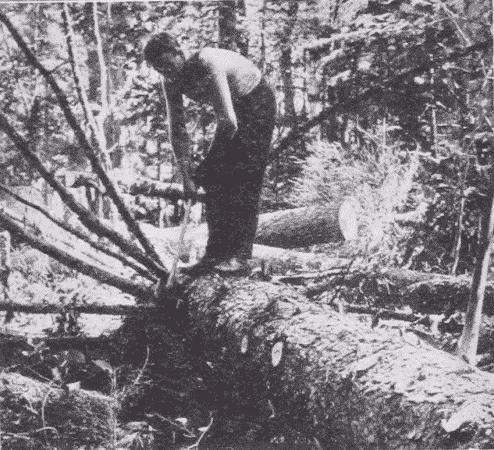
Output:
top-left (166, 199), bottom-right (193, 288)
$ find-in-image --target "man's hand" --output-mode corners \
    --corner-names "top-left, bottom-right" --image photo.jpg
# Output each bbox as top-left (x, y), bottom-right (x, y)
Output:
top-left (218, 118), bottom-right (238, 141)
top-left (183, 176), bottom-right (200, 202)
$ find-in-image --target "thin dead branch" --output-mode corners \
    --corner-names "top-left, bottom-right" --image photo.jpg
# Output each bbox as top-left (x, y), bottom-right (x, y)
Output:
top-left (0, 184), bottom-right (154, 281)
top-left (0, 211), bottom-right (152, 299)
top-left (61, 4), bottom-right (98, 136)
top-left (0, 11), bottom-right (166, 272)
top-left (0, 300), bottom-right (155, 316)
top-left (0, 112), bottom-right (163, 277)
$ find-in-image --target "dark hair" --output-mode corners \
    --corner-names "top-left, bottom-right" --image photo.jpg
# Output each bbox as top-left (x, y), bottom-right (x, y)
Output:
top-left (143, 32), bottom-right (183, 63)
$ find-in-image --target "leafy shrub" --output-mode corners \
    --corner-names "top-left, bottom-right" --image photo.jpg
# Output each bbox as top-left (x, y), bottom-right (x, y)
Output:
top-left (288, 139), bottom-right (424, 266)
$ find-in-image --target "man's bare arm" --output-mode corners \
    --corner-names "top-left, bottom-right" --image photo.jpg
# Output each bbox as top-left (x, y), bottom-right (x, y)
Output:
top-left (200, 51), bottom-right (238, 139)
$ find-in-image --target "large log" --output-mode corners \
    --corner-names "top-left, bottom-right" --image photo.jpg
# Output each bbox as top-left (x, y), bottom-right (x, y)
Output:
top-left (306, 266), bottom-right (494, 316)
top-left (141, 218), bottom-right (353, 275)
top-left (132, 274), bottom-right (494, 449)
top-left (127, 180), bottom-right (359, 247)
top-left (255, 199), bottom-right (358, 247)
top-left (3, 254), bottom-right (494, 448)
top-left (141, 201), bottom-right (358, 271)
top-left (0, 372), bottom-right (117, 449)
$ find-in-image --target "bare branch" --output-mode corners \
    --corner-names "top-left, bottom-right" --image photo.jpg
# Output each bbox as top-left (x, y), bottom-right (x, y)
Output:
top-left (0, 184), bottom-right (154, 281)
top-left (61, 3), bottom-right (98, 137)
top-left (0, 112), bottom-right (164, 277)
top-left (0, 300), bottom-right (156, 316)
top-left (0, 10), bottom-right (166, 271)
top-left (92, 2), bottom-right (109, 148)
top-left (0, 210), bottom-right (152, 299)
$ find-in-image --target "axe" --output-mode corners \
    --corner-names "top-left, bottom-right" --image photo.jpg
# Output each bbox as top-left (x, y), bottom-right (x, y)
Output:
top-left (165, 198), bottom-right (193, 289)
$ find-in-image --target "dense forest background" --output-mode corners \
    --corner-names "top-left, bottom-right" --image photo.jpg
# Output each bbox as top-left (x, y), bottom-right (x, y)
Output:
top-left (0, 0), bottom-right (492, 276)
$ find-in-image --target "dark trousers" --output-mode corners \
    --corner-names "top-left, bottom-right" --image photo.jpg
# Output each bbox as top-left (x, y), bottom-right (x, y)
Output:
top-left (194, 78), bottom-right (276, 261)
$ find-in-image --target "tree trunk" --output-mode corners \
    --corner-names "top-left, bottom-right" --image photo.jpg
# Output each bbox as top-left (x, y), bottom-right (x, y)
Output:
top-left (153, 200), bottom-right (358, 265)
top-left (146, 274), bottom-right (494, 449)
top-left (278, 0), bottom-right (298, 129)
top-left (0, 372), bottom-right (117, 449)
top-left (256, 199), bottom-right (358, 247)
top-left (307, 265), bottom-right (494, 317)
top-left (218, 0), bottom-right (241, 53)
top-left (6, 269), bottom-right (494, 448)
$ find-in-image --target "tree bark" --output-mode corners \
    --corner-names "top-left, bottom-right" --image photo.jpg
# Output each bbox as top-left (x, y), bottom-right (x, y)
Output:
top-left (150, 274), bottom-right (494, 449)
top-left (278, 0), bottom-right (298, 129)
top-left (306, 265), bottom-right (494, 317)
top-left (0, 372), bottom-right (117, 449)
top-left (0, 300), bottom-right (155, 316)
top-left (256, 199), bottom-right (358, 247)
top-left (218, 0), bottom-right (246, 54)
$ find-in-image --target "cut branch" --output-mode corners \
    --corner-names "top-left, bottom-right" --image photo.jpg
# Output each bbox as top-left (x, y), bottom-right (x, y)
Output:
top-left (127, 179), bottom-right (206, 201)
top-left (0, 300), bottom-right (154, 316)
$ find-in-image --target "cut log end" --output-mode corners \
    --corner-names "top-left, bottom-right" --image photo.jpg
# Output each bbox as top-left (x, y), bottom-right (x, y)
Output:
top-left (338, 198), bottom-right (359, 241)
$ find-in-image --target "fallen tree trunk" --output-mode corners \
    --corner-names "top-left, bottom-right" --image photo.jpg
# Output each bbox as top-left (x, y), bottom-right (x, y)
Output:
top-left (145, 201), bottom-right (359, 267)
top-left (305, 266), bottom-right (494, 316)
top-left (88, 177), bottom-right (359, 247)
top-left (148, 274), bottom-right (494, 449)
top-left (4, 270), bottom-right (494, 448)
top-left (0, 372), bottom-right (117, 449)
top-left (255, 199), bottom-right (359, 246)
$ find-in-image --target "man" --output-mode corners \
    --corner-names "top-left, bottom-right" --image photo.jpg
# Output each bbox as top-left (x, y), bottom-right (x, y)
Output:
top-left (144, 33), bottom-right (276, 275)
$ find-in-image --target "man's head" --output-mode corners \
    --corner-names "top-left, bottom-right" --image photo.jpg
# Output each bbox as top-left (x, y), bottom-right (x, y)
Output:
top-left (144, 32), bottom-right (185, 83)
